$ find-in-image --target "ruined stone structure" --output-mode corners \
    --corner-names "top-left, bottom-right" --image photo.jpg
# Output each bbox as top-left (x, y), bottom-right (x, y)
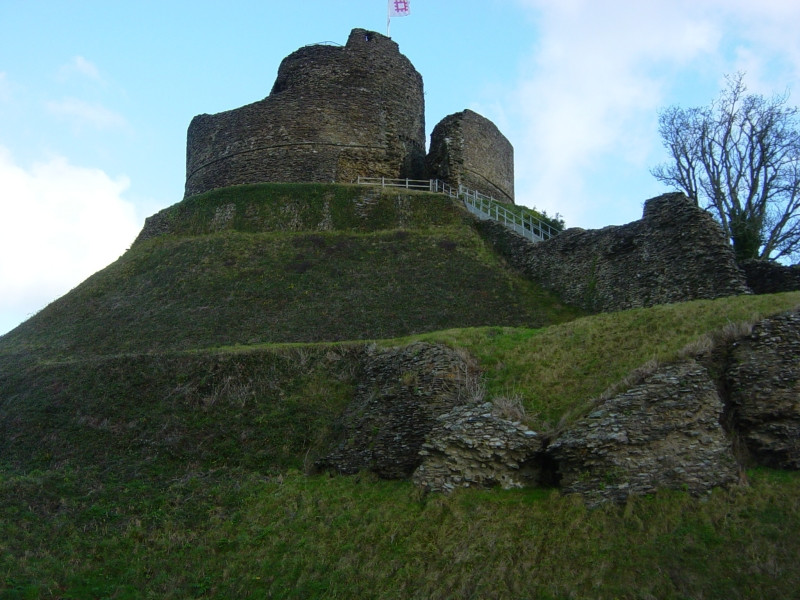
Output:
top-left (474, 192), bottom-right (751, 313)
top-left (726, 310), bottom-right (800, 469)
top-left (547, 309), bottom-right (800, 504)
top-left (319, 309), bottom-right (800, 504)
top-left (185, 29), bottom-right (426, 197)
top-left (427, 109), bottom-right (515, 203)
top-left (184, 29), bottom-right (515, 202)
top-left (739, 259), bottom-right (800, 294)
top-left (317, 341), bottom-right (549, 490)
top-left (548, 361), bottom-right (740, 506)
top-left (316, 342), bottom-right (476, 479)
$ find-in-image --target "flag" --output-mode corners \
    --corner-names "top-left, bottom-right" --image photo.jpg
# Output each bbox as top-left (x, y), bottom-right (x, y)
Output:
top-left (388, 0), bottom-right (410, 18)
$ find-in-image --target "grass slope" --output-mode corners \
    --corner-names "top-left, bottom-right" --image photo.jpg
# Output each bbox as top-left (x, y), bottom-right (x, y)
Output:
top-left (2, 294), bottom-right (799, 599)
top-left (0, 185), bottom-right (579, 360)
top-left (3, 467), bottom-right (799, 599)
top-left (2, 183), bottom-right (799, 598)
top-left (135, 183), bottom-right (469, 238)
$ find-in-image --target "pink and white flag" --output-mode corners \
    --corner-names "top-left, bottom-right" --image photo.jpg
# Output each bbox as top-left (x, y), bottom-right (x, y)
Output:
top-left (388, 0), bottom-right (410, 18)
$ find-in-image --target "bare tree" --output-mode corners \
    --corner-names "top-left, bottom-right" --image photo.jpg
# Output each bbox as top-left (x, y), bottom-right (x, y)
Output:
top-left (652, 73), bottom-right (800, 262)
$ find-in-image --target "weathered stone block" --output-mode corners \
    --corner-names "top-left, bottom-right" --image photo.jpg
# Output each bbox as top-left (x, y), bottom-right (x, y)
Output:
top-left (726, 310), bottom-right (800, 469)
top-left (548, 361), bottom-right (739, 505)
top-left (316, 342), bottom-right (477, 479)
top-left (413, 402), bottom-right (543, 492)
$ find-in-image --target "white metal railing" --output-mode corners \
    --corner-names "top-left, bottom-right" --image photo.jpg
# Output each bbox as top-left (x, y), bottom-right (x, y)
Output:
top-left (356, 176), bottom-right (558, 243)
top-left (458, 186), bottom-right (558, 242)
top-left (356, 176), bottom-right (434, 192)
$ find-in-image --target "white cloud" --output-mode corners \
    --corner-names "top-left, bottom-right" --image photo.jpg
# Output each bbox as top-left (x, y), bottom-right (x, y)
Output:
top-left (46, 97), bottom-right (130, 131)
top-left (0, 146), bottom-right (140, 335)
top-left (509, 0), bottom-right (800, 228)
top-left (58, 55), bottom-right (104, 84)
top-left (509, 0), bottom-right (722, 225)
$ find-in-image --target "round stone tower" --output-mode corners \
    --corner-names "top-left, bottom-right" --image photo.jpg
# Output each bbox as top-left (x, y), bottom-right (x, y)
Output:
top-left (427, 109), bottom-right (515, 204)
top-left (184, 29), bottom-right (426, 197)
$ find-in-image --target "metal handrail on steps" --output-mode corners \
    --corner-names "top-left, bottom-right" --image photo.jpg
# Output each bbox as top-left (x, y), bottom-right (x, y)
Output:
top-left (458, 187), bottom-right (557, 242)
top-left (356, 176), bottom-right (557, 243)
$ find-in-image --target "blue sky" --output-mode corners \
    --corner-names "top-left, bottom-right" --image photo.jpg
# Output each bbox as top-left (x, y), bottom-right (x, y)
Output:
top-left (1, 0), bottom-right (799, 336)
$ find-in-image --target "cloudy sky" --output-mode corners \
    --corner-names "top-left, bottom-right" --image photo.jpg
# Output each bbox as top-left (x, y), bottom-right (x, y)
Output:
top-left (1, 0), bottom-right (799, 336)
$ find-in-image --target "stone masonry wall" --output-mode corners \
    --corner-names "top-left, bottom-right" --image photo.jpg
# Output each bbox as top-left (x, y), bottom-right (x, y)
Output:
top-left (427, 109), bottom-right (515, 203)
top-left (475, 192), bottom-right (751, 312)
top-left (184, 29), bottom-right (425, 197)
top-left (726, 310), bottom-right (800, 469)
top-left (739, 259), bottom-right (800, 294)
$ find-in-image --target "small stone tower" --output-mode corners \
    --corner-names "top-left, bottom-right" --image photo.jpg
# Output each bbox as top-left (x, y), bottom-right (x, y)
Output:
top-left (427, 109), bottom-right (515, 204)
top-left (184, 29), bottom-right (426, 198)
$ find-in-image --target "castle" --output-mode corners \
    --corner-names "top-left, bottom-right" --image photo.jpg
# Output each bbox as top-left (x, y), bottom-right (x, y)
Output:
top-left (184, 28), bottom-right (515, 203)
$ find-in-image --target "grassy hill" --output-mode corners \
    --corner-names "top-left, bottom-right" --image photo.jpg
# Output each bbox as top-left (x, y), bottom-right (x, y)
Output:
top-left (0, 184), bottom-right (577, 360)
top-left (1, 183), bottom-right (799, 598)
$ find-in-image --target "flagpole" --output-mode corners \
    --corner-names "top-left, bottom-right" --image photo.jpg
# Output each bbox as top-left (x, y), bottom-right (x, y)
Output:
top-left (387, 0), bottom-right (409, 37)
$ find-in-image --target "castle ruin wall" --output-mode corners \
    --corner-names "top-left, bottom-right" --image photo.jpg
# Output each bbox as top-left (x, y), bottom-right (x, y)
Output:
top-left (474, 192), bottom-right (751, 312)
top-left (427, 109), bottom-right (515, 203)
top-left (184, 29), bottom-right (426, 198)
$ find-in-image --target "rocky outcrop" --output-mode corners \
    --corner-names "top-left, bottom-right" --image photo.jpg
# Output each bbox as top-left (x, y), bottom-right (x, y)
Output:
top-left (412, 402), bottom-right (543, 493)
top-left (739, 259), bottom-right (800, 294)
top-left (725, 310), bottom-right (800, 469)
top-left (475, 193), bottom-right (751, 313)
top-left (548, 361), bottom-right (739, 505)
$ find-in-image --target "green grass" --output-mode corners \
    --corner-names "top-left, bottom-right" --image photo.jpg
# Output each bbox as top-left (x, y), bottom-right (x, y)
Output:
top-left (5, 294), bottom-right (795, 481)
top-left (2, 182), bottom-right (800, 598)
top-left (139, 183), bottom-right (469, 240)
top-left (2, 467), bottom-right (799, 599)
top-left (0, 345), bottom-right (362, 477)
top-left (0, 227), bottom-right (580, 360)
top-left (396, 291), bottom-right (800, 428)
top-left (2, 295), bottom-right (799, 598)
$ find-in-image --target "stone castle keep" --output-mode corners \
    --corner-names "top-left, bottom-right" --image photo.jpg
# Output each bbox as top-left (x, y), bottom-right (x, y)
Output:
top-left (184, 28), bottom-right (515, 203)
